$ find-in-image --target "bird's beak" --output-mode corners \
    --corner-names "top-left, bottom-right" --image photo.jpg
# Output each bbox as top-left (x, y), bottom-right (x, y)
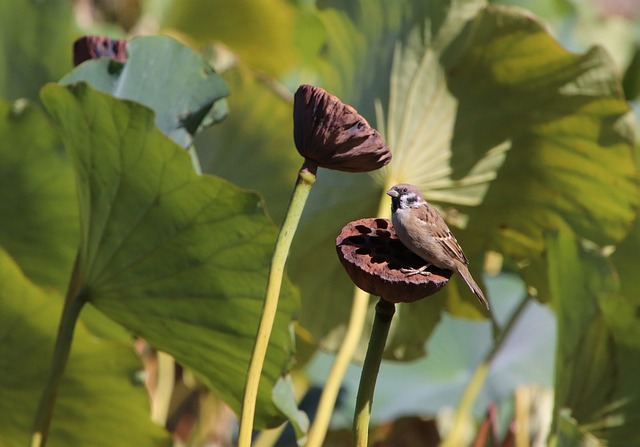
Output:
top-left (386, 188), bottom-right (398, 198)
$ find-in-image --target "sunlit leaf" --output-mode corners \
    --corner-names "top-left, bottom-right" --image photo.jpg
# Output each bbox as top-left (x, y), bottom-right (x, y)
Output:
top-left (0, 248), bottom-right (169, 447)
top-left (378, 29), bottom-right (508, 206)
top-left (162, 0), bottom-right (301, 76)
top-left (0, 99), bottom-right (77, 290)
top-left (40, 82), bottom-right (298, 427)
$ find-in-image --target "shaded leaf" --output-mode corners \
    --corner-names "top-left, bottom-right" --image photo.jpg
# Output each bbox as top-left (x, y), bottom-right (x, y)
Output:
top-left (607, 191), bottom-right (640, 349)
top-left (61, 35), bottom-right (229, 149)
top-left (0, 248), bottom-right (169, 447)
top-left (0, 99), bottom-right (78, 290)
top-left (40, 82), bottom-right (298, 427)
top-left (556, 411), bottom-right (606, 447)
top-left (547, 230), bottom-right (640, 446)
top-left (196, 68), bottom-right (301, 224)
top-left (622, 45), bottom-right (640, 101)
top-left (0, 0), bottom-right (75, 101)
top-left (597, 192), bottom-right (640, 446)
top-left (603, 201), bottom-right (640, 330)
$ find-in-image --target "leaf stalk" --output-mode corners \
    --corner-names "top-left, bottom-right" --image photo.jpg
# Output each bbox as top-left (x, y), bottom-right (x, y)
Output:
top-left (32, 256), bottom-right (86, 447)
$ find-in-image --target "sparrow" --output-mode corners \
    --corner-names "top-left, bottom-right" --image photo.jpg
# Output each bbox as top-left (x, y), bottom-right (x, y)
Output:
top-left (386, 183), bottom-right (489, 309)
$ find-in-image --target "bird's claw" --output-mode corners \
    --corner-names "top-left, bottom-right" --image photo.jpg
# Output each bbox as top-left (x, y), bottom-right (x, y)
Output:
top-left (401, 265), bottom-right (432, 277)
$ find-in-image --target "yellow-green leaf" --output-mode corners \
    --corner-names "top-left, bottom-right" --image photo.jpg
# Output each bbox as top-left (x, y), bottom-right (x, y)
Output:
top-left (0, 248), bottom-right (169, 447)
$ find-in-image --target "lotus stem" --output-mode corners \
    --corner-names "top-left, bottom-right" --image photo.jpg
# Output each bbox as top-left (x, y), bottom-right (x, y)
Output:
top-left (353, 298), bottom-right (396, 447)
top-left (238, 161), bottom-right (316, 447)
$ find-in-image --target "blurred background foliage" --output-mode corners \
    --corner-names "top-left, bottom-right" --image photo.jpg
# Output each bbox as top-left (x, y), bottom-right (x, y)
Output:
top-left (1, 0), bottom-right (640, 446)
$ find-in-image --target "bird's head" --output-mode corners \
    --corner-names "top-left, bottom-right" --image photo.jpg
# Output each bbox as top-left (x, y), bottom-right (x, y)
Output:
top-left (386, 184), bottom-right (424, 211)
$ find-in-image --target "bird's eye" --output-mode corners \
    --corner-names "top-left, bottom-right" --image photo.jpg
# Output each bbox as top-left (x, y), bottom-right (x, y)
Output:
top-left (401, 188), bottom-right (407, 193)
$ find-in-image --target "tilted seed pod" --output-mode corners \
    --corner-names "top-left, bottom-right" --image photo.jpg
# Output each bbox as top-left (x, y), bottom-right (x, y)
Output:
top-left (293, 85), bottom-right (392, 173)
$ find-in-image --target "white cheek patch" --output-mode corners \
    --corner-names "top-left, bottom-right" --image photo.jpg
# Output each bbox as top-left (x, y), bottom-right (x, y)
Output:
top-left (401, 194), bottom-right (421, 209)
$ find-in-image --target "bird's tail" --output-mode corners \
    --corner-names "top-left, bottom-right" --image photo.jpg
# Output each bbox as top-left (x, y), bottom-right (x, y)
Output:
top-left (458, 265), bottom-right (489, 309)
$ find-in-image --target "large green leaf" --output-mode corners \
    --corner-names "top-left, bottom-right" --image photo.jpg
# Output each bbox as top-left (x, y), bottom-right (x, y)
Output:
top-left (454, 7), bottom-right (637, 255)
top-left (596, 196), bottom-right (640, 445)
top-left (40, 82), bottom-right (298, 427)
top-left (607, 136), bottom-right (640, 347)
top-left (0, 99), bottom-right (78, 290)
top-left (548, 230), bottom-right (640, 446)
top-left (0, 248), bottom-right (169, 447)
top-left (0, 0), bottom-right (75, 101)
top-left (61, 35), bottom-right (229, 150)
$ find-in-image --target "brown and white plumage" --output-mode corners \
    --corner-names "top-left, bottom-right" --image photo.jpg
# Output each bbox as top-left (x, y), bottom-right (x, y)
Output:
top-left (387, 183), bottom-right (489, 309)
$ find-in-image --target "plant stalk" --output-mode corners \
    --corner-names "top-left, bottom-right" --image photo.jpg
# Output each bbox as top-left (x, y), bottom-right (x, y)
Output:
top-left (305, 287), bottom-right (370, 447)
top-left (353, 298), bottom-right (396, 447)
top-left (238, 161), bottom-right (317, 447)
top-left (31, 256), bottom-right (85, 447)
top-left (440, 294), bottom-right (531, 447)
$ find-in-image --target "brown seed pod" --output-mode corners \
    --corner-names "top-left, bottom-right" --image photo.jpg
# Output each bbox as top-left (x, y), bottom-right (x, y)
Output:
top-left (73, 35), bottom-right (128, 67)
top-left (293, 85), bottom-right (392, 172)
top-left (336, 218), bottom-right (451, 303)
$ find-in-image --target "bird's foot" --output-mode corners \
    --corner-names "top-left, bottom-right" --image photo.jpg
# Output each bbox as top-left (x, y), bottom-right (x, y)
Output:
top-left (401, 264), bottom-right (432, 277)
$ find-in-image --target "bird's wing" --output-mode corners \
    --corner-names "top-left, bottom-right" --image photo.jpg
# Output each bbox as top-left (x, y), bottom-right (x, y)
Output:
top-left (419, 203), bottom-right (469, 265)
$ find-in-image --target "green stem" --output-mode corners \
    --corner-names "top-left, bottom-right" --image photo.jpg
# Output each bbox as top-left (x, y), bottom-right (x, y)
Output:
top-left (237, 162), bottom-right (317, 447)
top-left (441, 294), bottom-right (531, 447)
top-left (353, 298), bottom-right (396, 447)
top-left (305, 288), bottom-right (370, 447)
top-left (31, 256), bottom-right (86, 447)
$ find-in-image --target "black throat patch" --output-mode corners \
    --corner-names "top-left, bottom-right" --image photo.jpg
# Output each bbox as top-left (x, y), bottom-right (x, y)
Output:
top-left (391, 196), bottom-right (400, 212)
